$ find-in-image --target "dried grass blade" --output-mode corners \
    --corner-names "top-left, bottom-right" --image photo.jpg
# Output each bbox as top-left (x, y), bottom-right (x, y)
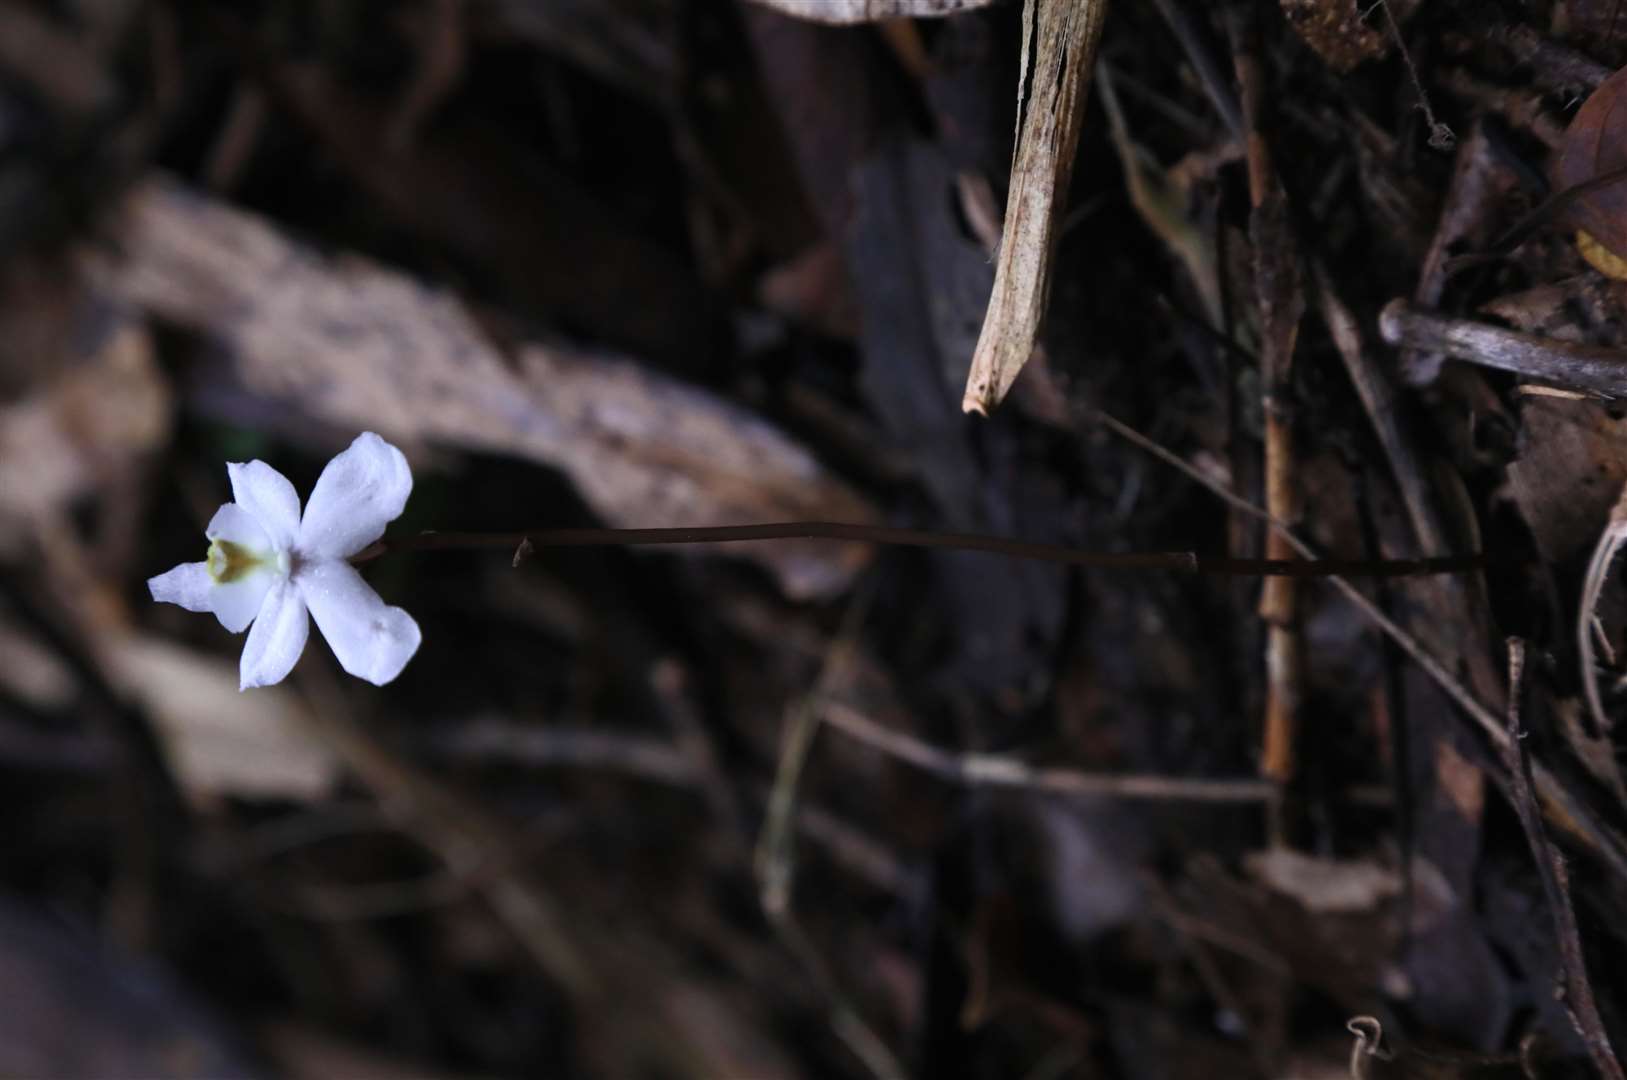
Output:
top-left (963, 0), bottom-right (1108, 415)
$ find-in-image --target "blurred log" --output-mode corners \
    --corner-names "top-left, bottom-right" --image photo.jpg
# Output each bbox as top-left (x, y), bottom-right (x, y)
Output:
top-left (97, 176), bottom-right (874, 599)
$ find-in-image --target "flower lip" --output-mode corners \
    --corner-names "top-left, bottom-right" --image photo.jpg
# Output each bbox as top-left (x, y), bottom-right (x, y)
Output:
top-left (206, 538), bottom-right (277, 584)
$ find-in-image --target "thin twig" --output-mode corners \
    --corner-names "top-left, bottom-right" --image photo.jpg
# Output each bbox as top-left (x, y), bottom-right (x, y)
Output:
top-left (1501, 639), bottom-right (1625, 1080)
top-left (755, 577), bottom-right (878, 918)
top-left (821, 702), bottom-right (1274, 803)
top-left (1083, 404), bottom-right (1627, 883)
top-left (1146, 0), bottom-right (1242, 138)
top-left (353, 521), bottom-right (1488, 578)
top-left (292, 672), bottom-right (596, 995)
top-left (1380, 300), bottom-right (1627, 398)
top-left (1372, 0), bottom-right (1454, 148)
top-left (751, 579), bottom-right (908, 1080)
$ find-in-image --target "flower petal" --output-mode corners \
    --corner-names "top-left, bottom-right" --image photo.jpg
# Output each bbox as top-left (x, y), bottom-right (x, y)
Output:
top-left (298, 561), bottom-right (420, 686)
top-left (296, 432), bottom-right (413, 559)
top-left (148, 562), bottom-right (212, 612)
top-left (228, 460), bottom-right (301, 551)
top-left (210, 571), bottom-right (276, 634)
top-left (239, 579), bottom-right (310, 690)
top-left (148, 558), bottom-right (273, 633)
top-left (206, 502), bottom-right (272, 551)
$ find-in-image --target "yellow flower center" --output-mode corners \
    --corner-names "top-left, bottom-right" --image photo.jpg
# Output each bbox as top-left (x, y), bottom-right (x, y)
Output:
top-left (206, 539), bottom-right (270, 584)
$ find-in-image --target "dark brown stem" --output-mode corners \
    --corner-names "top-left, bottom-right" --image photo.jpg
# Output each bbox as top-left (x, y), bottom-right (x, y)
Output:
top-left (351, 521), bottom-right (1488, 579)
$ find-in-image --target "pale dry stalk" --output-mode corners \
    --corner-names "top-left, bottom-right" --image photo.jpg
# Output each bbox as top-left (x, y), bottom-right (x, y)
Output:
top-left (963, 0), bottom-right (1109, 414)
top-left (1235, 12), bottom-right (1306, 784)
top-left (1579, 480), bottom-right (1627, 733)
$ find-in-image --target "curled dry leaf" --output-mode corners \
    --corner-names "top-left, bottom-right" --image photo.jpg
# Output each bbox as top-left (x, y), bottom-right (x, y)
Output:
top-left (742, 0), bottom-right (995, 25)
top-left (98, 177), bottom-right (873, 599)
top-left (1551, 62), bottom-right (1627, 276)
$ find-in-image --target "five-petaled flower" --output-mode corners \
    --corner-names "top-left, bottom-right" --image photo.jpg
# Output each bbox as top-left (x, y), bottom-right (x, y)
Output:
top-left (149, 432), bottom-right (421, 690)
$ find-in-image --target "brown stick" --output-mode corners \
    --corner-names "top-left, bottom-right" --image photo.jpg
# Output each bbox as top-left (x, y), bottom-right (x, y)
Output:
top-left (1501, 639), bottom-right (1625, 1080)
top-left (351, 521), bottom-right (1488, 579)
top-left (1380, 300), bottom-right (1627, 398)
top-left (1234, 7), bottom-right (1306, 786)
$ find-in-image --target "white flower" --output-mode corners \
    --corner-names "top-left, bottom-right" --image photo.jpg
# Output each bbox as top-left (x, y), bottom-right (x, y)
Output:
top-left (148, 432), bottom-right (421, 690)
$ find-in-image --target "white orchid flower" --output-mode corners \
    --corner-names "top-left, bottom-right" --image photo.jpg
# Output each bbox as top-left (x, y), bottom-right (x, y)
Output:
top-left (148, 432), bottom-right (421, 690)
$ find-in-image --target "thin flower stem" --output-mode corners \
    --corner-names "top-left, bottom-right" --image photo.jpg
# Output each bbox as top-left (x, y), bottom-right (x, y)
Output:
top-left (352, 521), bottom-right (1487, 578)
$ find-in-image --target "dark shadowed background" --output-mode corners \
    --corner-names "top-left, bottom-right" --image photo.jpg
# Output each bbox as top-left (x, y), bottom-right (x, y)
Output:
top-left (3, 0), bottom-right (1627, 1076)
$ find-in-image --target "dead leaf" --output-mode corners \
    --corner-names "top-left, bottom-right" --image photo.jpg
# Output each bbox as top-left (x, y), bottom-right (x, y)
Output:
top-left (1555, 1), bottom-right (1627, 66)
top-left (1279, 0), bottom-right (1419, 74)
top-left (96, 176), bottom-right (874, 600)
top-left (0, 611), bottom-right (77, 710)
top-left (0, 310), bottom-right (168, 530)
top-left (1551, 63), bottom-right (1627, 263)
top-left (1553, 694), bottom-right (1627, 802)
top-left (1244, 848), bottom-right (1401, 914)
top-left (1506, 394), bottom-right (1627, 564)
top-left (963, 0), bottom-right (1108, 415)
top-left (743, 0), bottom-right (995, 24)
top-left (106, 635), bottom-right (340, 804)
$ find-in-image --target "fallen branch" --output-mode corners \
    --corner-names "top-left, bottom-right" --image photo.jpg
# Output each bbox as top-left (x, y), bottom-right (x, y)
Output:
top-left (1380, 300), bottom-right (1627, 398)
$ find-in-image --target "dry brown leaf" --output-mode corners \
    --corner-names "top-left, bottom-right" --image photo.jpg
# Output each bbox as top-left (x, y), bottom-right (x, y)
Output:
top-left (743, 0), bottom-right (994, 24)
top-left (1278, 0), bottom-right (1419, 73)
top-left (1553, 694), bottom-right (1627, 803)
top-left (106, 636), bottom-right (339, 803)
top-left (97, 176), bottom-right (873, 599)
top-left (963, 0), bottom-right (1108, 415)
top-left (0, 612), bottom-right (77, 710)
top-left (0, 312), bottom-right (168, 532)
top-left (1506, 394), bottom-right (1627, 564)
top-left (1551, 62), bottom-right (1627, 264)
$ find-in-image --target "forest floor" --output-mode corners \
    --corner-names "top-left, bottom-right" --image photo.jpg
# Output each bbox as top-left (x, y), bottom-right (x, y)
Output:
top-left (4, 0), bottom-right (1627, 1076)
